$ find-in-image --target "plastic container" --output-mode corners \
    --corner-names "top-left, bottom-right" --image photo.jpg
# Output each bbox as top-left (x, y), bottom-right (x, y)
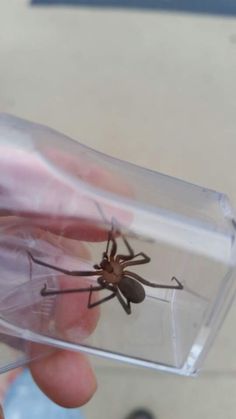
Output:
top-left (0, 113), bottom-right (235, 376)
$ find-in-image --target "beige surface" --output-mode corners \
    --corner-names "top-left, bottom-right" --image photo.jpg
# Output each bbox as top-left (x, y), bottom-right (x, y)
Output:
top-left (1, 1), bottom-right (236, 418)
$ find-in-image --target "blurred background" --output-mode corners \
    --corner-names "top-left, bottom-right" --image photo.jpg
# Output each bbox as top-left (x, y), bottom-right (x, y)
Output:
top-left (1, 0), bottom-right (236, 418)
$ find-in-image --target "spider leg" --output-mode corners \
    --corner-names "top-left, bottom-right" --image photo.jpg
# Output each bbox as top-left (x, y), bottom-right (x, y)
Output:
top-left (93, 209), bottom-right (126, 261)
top-left (120, 234), bottom-right (134, 257)
top-left (120, 252), bottom-right (151, 268)
top-left (102, 220), bottom-right (117, 260)
top-left (41, 284), bottom-right (103, 296)
top-left (97, 276), bottom-right (115, 291)
top-left (125, 271), bottom-right (183, 290)
top-left (116, 290), bottom-right (131, 315)
top-left (109, 234), bottom-right (117, 259)
top-left (104, 231), bottom-right (111, 257)
top-left (112, 222), bottom-right (150, 266)
top-left (88, 287), bottom-right (117, 308)
top-left (87, 277), bottom-right (117, 308)
top-left (110, 221), bottom-right (134, 263)
top-left (103, 228), bottom-right (117, 260)
top-left (170, 277), bottom-right (184, 289)
top-left (94, 201), bottom-right (109, 225)
top-left (28, 252), bottom-right (102, 277)
top-left (27, 251), bottom-right (33, 281)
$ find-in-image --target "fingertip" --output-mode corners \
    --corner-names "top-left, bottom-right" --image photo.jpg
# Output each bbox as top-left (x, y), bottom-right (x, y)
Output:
top-left (30, 350), bottom-right (97, 408)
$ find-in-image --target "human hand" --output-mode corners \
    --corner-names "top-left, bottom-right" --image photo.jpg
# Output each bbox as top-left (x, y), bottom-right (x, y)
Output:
top-left (0, 148), bottom-right (100, 407)
top-left (0, 114), bottom-right (130, 407)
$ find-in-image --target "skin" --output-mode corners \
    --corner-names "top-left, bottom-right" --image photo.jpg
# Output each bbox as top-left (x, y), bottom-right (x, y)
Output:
top-left (28, 245), bottom-right (100, 408)
top-left (0, 135), bottom-right (132, 409)
top-left (30, 348), bottom-right (97, 407)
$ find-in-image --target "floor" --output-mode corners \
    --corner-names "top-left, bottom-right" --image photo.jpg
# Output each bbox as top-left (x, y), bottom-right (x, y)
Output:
top-left (1, 1), bottom-right (236, 418)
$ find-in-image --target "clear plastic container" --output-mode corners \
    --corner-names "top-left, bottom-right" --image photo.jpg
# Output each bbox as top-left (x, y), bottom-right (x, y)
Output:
top-left (0, 113), bottom-right (235, 376)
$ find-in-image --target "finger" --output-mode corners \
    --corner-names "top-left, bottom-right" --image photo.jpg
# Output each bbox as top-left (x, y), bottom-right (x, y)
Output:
top-left (53, 276), bottom-right (100, 340)
top-left (30, 349), bottom-right (97, 408)
top-left (0, 215), bottom-right (109, 243)
top-left (0, 405), bottom-right (4, 419)
top-left (28, 238), bottom-right (100, 408)
top-left (0, 142), bottom-right (132, 229)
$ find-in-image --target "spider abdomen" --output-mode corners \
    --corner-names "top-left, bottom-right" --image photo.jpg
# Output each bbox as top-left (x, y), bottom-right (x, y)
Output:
top-left (118, 276), bottom-right (145, 304)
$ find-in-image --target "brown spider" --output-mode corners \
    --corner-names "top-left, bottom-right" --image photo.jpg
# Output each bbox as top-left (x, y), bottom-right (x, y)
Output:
top-left (28, 225), bottom-right (183, 315)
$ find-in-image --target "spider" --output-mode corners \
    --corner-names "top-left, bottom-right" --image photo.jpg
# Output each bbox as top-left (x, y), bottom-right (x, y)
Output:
top-left (28, 224), bottom-right (183, 315)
